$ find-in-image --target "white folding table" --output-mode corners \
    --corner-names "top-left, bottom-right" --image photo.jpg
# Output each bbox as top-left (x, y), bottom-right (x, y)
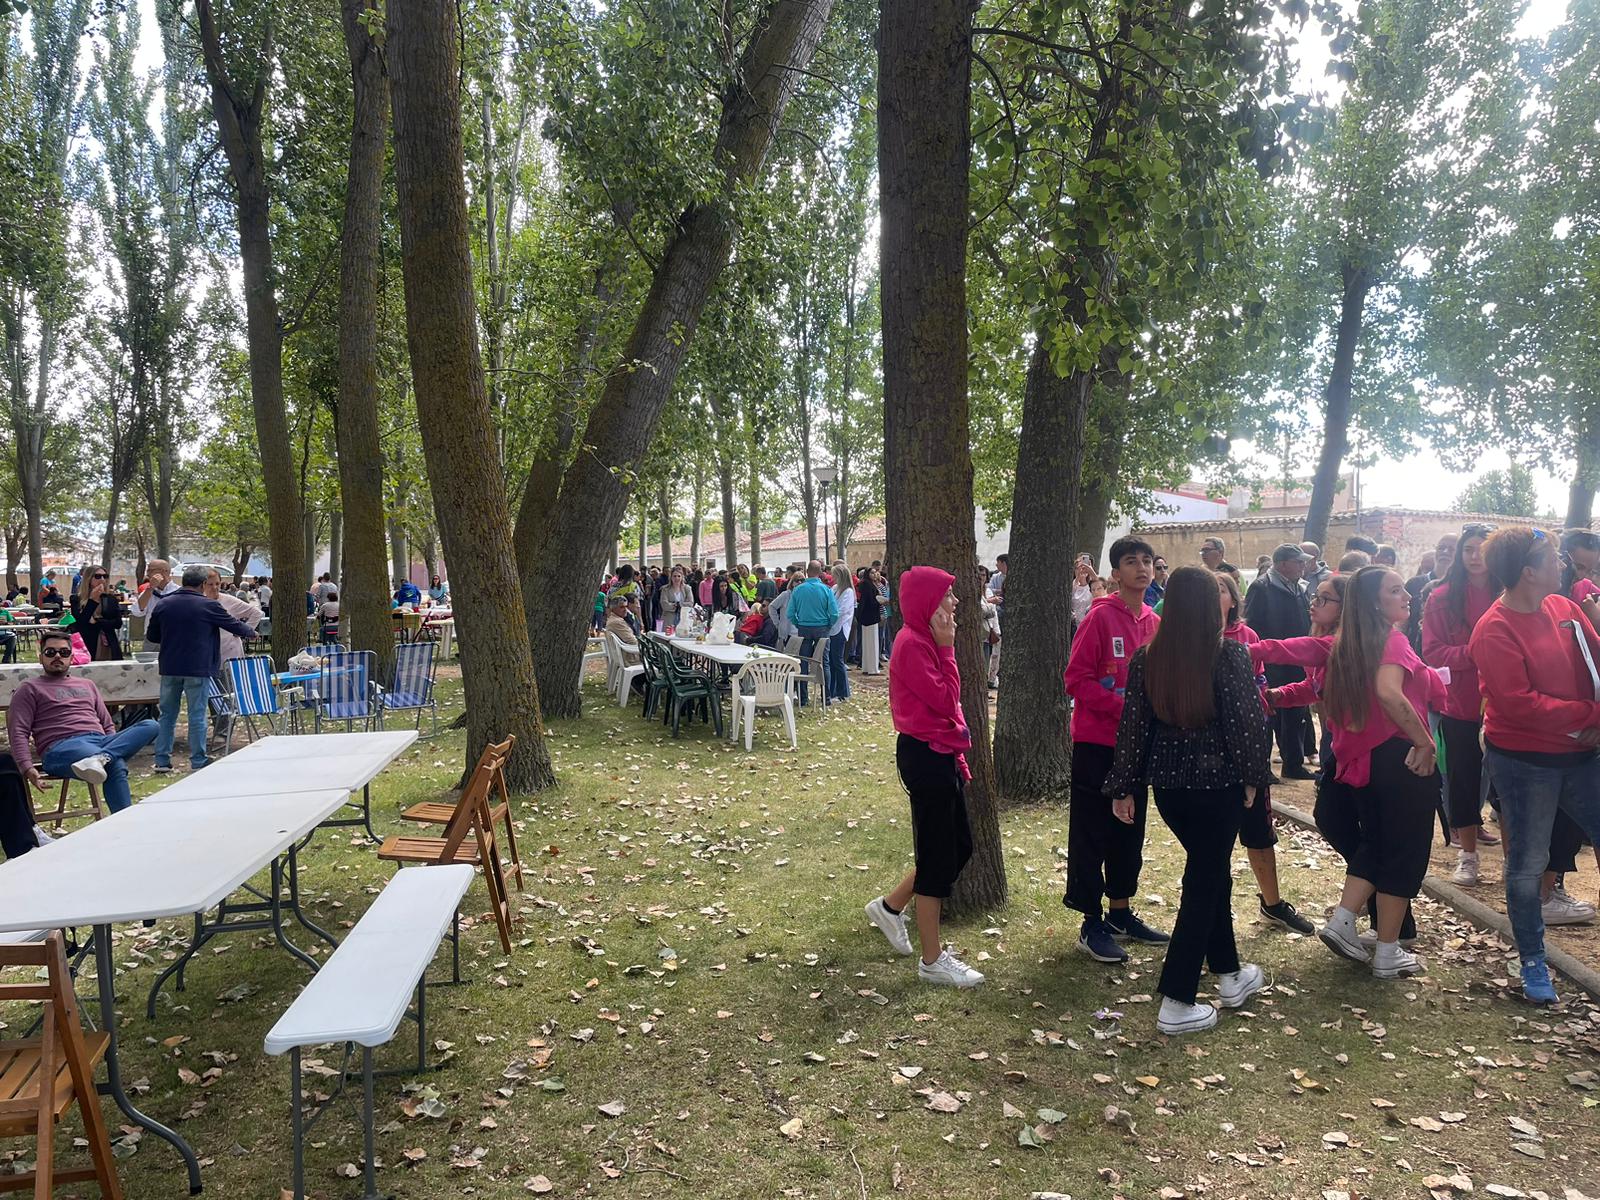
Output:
top-left (0, 789), bottom-right (355, 1193)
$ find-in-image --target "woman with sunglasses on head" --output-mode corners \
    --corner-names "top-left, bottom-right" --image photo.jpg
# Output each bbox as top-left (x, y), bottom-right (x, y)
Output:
top-left (1471, 527), bottom-right (1600, 1004)
top-left (71, 566), bottom-right (124, 661)
top-left (1316, 566), bottom-right (1446, 979)
top-left (1422, 523), bottom-right (1502, 885)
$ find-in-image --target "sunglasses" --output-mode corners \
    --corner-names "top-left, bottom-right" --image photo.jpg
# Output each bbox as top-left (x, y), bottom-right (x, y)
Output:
top-left (1462, 523), bottom-right (1497, 539)
top-left (1523, 527), bottom-right (1549, 572)
top-left (40, 647), bottom-right (72, 658)
top-left (91, 573), bottom-right (108, 579)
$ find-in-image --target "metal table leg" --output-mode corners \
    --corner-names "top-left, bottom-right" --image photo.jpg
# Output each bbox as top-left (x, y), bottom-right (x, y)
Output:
top-left (93, 924), bottom-right (204, 1194)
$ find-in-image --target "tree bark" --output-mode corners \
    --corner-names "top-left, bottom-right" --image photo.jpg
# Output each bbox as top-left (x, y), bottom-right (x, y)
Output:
top-left (1303, 264), bottom-right (1371, 550)
top-left (335, 0), bottom-right (395, 681)
top-left (519, 0), bottom-right (836, 720)
top-left (1567, 404), bottom-right (1600, 530)
top-left (992, 339), bottom-right (1087, 801)
top-left (303, 510), bottom-right (319, 583)
top-left (5, 526), bottom-right (21, 593)
top-left (658, 480), bottom-right (673, 572)
top-left (690, 460), bottom-right (704, 568)
top-left (388, 0), bottom-right (554, 790)
top-left (713, 392), bottom-right (738, 568)
top-left (101, 489), bottom-right (120, 571)
top-left (197, 0), bottom-right (307, 669)
top-left (880, 0), bottom-right (1004, 912)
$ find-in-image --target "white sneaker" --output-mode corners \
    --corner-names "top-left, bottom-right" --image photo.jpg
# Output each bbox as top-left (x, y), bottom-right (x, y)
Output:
top-left (32, 825), bottom-right (53, 847)
top-left (1373, 943), bottom-right (1426, 979)
top-left (865, 897), bottom-right (913, 956)
top-left (1359, 928), bottom-right (1418, 949)
top-left (917, 949), bottom-right (984, 988)
top-left (70, 753), bottom-right (110, 786)
top-left (1450, 852), bottom-right (1479, 886)
top-left (1318, 920), bottom-right (1370, 964)
top-left (1157, 997), bottom-right (1219, 1035)
top-left (1542, 890), bottom-right (1597, 926)
top-left (1216, 963), bottom-right (1265, 1009)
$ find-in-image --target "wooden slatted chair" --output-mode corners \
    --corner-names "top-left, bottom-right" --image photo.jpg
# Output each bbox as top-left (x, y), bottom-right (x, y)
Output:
top-left (377, 736), bottom-right (518, 953)
top-left (0, 930), bottom-right (122, 1198)
top-left (32, 774), bottom-right (103, 833)
top-left (399, 735), bottom-right (523, 893)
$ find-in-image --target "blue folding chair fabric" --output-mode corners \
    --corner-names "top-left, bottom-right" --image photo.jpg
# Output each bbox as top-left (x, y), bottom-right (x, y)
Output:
top-left (223, 655), bottom-right (283, 750)
top-left (382, 641), bottom-right (438, 734)
top-left (315, 649), bottom-right (382, 732)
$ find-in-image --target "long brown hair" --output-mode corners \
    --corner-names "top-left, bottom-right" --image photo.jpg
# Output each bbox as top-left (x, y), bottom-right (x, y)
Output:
top-left (1143, 566), bottom-right (1222, 729)
top-left (1322, 565), bottom-right (1395, 732)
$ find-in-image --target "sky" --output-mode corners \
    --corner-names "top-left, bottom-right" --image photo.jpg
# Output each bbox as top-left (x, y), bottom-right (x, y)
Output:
top-left (1259, 0), bottom-right (1574, 515)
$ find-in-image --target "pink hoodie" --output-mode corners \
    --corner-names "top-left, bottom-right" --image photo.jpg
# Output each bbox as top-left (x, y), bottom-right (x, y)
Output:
top-left (1064, 592), bottom-right (1159, 746)
top-left (890, 566), bottom-right (972, 779)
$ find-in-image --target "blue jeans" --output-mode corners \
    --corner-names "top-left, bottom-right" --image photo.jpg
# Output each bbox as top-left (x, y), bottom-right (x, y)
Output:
top-left (828, 630), bottom-right (850, 702)
top-left (155, 676), bottom-right (211, 769)
top-left (41, 719), bottom-right (160, 813)
top-left (795, 624), bottom-right (832, 707)
top-left (1486, 746), bottom-right (1600, 962)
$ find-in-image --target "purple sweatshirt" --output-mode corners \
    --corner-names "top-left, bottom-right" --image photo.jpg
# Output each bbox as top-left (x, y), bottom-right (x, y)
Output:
top-left (7, 673), bottom-right (114, 775)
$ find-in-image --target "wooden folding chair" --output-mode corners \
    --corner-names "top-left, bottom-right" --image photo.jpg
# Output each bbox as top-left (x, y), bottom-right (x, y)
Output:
top-left (0, 931), bottom-right (122, 1198)
top-left (33, 775), bottom-right (104, 832)
top-left (399, 736), bottom-right (523, 892)
top-left (378, 736), bottom-right (518, 953)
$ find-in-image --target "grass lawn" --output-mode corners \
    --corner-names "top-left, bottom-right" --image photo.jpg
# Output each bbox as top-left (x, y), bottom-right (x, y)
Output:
top-left (9, 668), bottom-right (1600, 1200)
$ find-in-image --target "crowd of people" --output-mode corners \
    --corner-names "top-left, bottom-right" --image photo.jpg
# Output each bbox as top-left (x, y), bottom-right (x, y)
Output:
top-left (593, 559), bottom-right (895, 706)
top-left (866, 525), bottom-right (1600, 1030)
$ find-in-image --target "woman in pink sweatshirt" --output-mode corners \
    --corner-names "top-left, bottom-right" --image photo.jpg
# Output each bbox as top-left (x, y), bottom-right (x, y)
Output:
top-left (864, 566), bottom-right (984, 989)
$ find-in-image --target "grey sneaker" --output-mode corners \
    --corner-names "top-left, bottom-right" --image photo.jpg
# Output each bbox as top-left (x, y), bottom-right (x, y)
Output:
top-left (1157, 997), bottom-right (1218, 1035)
top-left (1542, 890), bottom-right (1597, 926)
top-left (32, 825), bottom-right (53, 847)
top-left (1450, 852), bottom-right (1479, 886)
top-left (865, 897), bottom-right (913, 956)
top-left (917, 950), bottom-right (984, 988)
top-left (70, 753), bottom-right (110, 786)
top-left (1216, 963), bottom-right (1265, 1009)
top-left (1373, 943), bottom-right (1426, 979)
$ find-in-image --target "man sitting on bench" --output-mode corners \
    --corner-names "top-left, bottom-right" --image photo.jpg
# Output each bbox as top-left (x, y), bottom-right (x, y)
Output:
top-left (7, 630), bottom-right (160, 814)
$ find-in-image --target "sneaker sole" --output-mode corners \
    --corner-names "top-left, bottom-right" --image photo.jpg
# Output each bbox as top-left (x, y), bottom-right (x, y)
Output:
top-left (1261, 911), bottom-right (1314, 935)
top-left (72, 766), bottom-right (107, 785)
top-left (1077, 939), bottom-right (1129, 965)
top-left (1218, 979), bottom-right (1265, 1009)
top-left (918, 972), bottom-right (983, 988)
top-left (1157, 1015), bottom-right (1218, 1035)
top-left (1521, 989), bottom-right (1559, 1006)
top-left (1318, 927), bottom-right (1370, 964)
top-left (1106, 925), bottom-right (1169, 944)
top-left (1373, 964), bottom-right (1426, 979)
top-left (1543, 911), bottom-right (1596, 926)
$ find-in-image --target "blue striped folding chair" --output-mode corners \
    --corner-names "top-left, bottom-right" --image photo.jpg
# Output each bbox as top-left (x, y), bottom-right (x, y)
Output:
top-left (381, 640), bottom-right (438, 735)
top-left (314, 649), bottom-right (382, 734)
top-left (223, 655), bottom-right (283, 751)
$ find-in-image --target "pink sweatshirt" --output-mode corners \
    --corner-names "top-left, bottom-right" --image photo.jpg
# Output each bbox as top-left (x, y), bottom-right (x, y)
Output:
top-left (1325, 629), bottom-right (1447, 787)
top-left (7, 673), bottom-right (114, 775)
top-left (1421, 580), bottom-right (1494, 721)
top-left (1223, 621), bottom-right (1268, 714)
top-left (889, 566), bottom-right (971, 779)
top-left (1064, 593), bottom-right (1159, 746)
top-left (1252, 634), bottom-right (1333, 709)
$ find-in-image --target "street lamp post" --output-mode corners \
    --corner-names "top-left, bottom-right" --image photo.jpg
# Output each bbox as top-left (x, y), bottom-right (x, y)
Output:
top-left (814, 464), bottom-right (838, 565)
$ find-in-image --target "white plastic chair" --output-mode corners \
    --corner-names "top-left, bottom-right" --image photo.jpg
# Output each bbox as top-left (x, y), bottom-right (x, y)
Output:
top-left (581, 635), bottom-right (607, 689)
top-left (607, 632), bottom-right (644, 706)
top-left (729, 657), bottom-right (800, 750)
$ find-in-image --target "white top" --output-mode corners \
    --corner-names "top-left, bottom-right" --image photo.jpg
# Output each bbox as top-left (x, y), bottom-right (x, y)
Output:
top-left (830, 586), bottom-right (856, 638)
top-left (666, 639), bottom-right (798, 668)
top-left (263, 864), bottom-right (473, 1054)
top-left (0, 790), bottom-right (353, 931)
top-left (143, 730), bottom-right (418, 803)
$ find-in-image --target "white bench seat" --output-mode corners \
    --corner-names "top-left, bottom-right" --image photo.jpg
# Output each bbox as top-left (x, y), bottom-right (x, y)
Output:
top-left (0, 928), bottom-right (47, 945)
top-left (265, 863), bottom-right (473, 1200)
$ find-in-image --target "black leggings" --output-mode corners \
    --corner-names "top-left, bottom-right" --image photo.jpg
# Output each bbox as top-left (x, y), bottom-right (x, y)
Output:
top-left (1315, 751), bottom-right (1418, 938)
top-left (1156, 786), bottom-right (1243, 1005)
top-left (1438, 713), bottom-right (1485, 830)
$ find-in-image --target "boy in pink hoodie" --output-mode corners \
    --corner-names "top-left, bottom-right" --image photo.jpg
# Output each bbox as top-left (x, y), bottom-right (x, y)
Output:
top-left (1063, 537), bottom-right (1167, 963)
top-left (864, 566), bottom-right (984, 988)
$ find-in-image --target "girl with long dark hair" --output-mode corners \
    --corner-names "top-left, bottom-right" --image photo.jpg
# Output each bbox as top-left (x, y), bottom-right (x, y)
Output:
top-left (1103, 566), bottom-right (1272, 1034)
top-left (1317, 566), bottom-right (1445, 979)
top-left (1422, 523), bottom-right (1501, 883)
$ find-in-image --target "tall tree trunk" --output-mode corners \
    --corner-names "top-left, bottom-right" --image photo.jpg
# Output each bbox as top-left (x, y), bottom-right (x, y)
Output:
top-left (1567, 405), bottom-right (1600, 530)
top-left (519, 0), bottom-right (836, 719)
top-left (197, 0), bottom-right (307, 669)
top-left (303, 510), bottom-right (319, 583)
top-left (335, 0), bottom-right (395, 680)
top-left (658, 480), bottom-right (673, 572)
top-left (389, 505), bottom-right (408, 586)
top-left (637, 493), bottom-right (648, 569)
top-left (388, 0), bottom-right (554, 790)
top-left (993, 339), bottom-right (1088, 801)
top-left (100, 490), bottom-right (121, 571)
top-left (746, 417), bottom-right (762, 566)
top-left (1303, 264), bottom-right (1371, 550)
top-left (718, 462), bottom-right (737, 568)
top-left (328, 510), bottom-right (342, 582)
top-left (5, 527), bottom-right (21, 594)
top-left (420, 525), bottom-right (438, 580)
top-left (690, 460), bottom-right (704, 568)
top-left (880, 0), bottom-right (1004, 912)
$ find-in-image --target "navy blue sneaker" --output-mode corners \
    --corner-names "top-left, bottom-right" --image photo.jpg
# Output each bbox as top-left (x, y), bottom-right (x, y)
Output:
top-left (1521, 957), bottom-right (1558, 1006)
top-left (1077, 919), bottom-right (1128, 963)
top-left (1106, 908), bottom-right (1170, 944)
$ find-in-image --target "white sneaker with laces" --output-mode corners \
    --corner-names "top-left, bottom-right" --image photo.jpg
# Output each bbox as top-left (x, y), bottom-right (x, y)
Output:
top-left (1318, 919), bottom-right (1370, 964)
top-left (917, 949), bottom-right (984, 988)
top-left (1216, 963), bottom-right (1265, 1009)
top-left (70, 753), bottom-right (111, 786)
top-left (32, 825), bottom-right (53, 847)
top-left (865, 897), bottom-right (913, 956)
top-left (1157, 997), bottom-right (1218, 1034)
top-left (1359, 928), bottom-right (1418, 948)
top-left (1450, 851), bottom-right (1479, 886)
top-left (1542, 890), bottom-right (1597, 925)
top-left (1373, 943), bottom-right (1426, 979)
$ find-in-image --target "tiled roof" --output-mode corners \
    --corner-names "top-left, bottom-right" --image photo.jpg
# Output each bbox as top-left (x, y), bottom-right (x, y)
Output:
top-left (1135, 507), bottom-right (1543, 532)
top-left (628, 515), bottom-right (887, 563)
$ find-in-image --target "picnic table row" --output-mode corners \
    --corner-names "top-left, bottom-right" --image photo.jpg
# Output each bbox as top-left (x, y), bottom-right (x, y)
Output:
top-left (0, 729), bottom-right (419, 1193)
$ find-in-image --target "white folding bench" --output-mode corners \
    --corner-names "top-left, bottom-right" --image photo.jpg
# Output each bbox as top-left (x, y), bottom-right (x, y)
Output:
top-left (264, 864), bottom-right (473, 1200)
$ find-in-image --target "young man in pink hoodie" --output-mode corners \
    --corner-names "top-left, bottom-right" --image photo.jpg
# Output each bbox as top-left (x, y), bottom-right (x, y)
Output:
top-left (864, 566), bottom-right (984, 987)
top-left (1063, 537), bottom-right (1168, 963)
